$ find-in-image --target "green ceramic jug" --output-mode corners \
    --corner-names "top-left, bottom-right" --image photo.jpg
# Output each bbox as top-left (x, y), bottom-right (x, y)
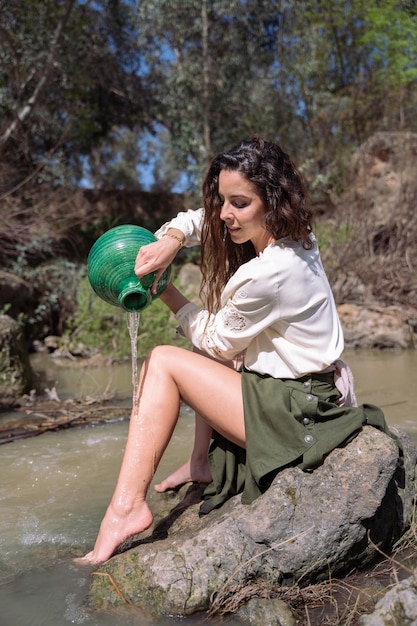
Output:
top-left (87, 224), bottom-right (171, 312)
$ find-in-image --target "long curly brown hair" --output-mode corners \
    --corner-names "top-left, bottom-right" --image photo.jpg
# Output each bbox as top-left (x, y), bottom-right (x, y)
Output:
top-left (200, 137), bottom-right (313, 314)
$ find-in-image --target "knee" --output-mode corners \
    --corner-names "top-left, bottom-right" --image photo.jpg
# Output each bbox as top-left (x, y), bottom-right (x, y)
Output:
top-left (144, 345), bottom-right (180, 369)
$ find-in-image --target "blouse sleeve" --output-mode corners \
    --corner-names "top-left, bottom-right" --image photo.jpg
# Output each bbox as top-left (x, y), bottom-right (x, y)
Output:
top-left (175, 256), bottom-right (280, 361)
top-left (154, 208), bottom-right (204, 248)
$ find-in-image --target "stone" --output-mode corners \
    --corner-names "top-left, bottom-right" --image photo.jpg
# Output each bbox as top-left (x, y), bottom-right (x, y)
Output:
top-left (0, 314), bottom-right (32, 402)
top-left (85, 427), bottom-right (416, 618)
top-left (358, 575), bottom-right (417, 626)
top-left (235, 597), bottom-right (298, 625)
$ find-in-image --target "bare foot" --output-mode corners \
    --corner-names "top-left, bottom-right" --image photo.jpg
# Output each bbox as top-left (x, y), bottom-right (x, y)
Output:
top-left (76, 500), bottom-right (153, 565)
top-left (154, 458), bottom-right (212, 493)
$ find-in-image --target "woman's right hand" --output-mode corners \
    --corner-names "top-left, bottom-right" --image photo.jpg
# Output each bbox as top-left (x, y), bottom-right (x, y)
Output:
top-left (135, 230), bottom-right (184, 294)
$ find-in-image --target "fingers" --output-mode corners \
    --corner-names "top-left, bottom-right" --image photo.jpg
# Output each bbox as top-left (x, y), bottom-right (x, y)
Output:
top-left (134, 242), bottom-right (158, 277)
top-left (134, 238), bottom-right (178, 279)
top-left (151, 269), bottom-right (165, 294)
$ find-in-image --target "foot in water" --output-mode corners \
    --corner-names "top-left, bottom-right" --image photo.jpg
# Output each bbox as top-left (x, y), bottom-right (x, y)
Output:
top-left (154, 459), bottom-right (212, 493)
top-left (75, 500), bottom-right (153, 565)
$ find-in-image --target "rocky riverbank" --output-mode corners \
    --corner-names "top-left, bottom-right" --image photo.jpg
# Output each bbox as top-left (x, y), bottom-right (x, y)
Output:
top-left (83, 426), bottom-right (417, 626)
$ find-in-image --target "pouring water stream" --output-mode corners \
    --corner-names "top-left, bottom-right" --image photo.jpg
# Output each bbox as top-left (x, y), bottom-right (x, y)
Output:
top-left (127, 311), bottom-right (140, 405)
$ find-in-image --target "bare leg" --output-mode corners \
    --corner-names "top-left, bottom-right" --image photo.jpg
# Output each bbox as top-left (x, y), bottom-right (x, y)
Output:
top-left (154, 349), bottom-right (239, 492)
top-left (154, 414), bottom-right (212, 492)
top-left (79, 345), bottom-right (245, 564)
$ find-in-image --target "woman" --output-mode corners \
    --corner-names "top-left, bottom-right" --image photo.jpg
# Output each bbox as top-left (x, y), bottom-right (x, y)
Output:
top-left (80, 138), bottom-right (389, 564)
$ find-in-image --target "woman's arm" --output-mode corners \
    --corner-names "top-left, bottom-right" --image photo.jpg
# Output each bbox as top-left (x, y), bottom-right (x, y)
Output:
top-left (135, 208), bottom-right (204, 294)
top-left (175, 258), bottom-right (279, 362)
top-left (159, 282), bottom-right (190, 314)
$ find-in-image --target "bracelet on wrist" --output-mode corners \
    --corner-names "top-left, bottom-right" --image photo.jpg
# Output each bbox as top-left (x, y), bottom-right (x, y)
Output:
top-left (162, 233), bottom-right (185, 248)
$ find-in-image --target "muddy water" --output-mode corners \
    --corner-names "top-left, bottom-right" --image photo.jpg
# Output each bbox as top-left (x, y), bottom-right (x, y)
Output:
top-left (0, 349), bottom-right (416, 626)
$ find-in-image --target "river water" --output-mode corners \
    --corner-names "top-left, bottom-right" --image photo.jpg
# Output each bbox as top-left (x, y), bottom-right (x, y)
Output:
top-left (0, 349), bottom-right (416, 626)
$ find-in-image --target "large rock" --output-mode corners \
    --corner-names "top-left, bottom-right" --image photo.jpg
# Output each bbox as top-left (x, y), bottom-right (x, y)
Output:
top-left (85, 427), bottom-right (416, 617)
top-left (338, 302), bottom-right (416, 349)
top-left (0, 314), bottom-right (32, 403)
top-left (0, 270), bottom-right (37, 320)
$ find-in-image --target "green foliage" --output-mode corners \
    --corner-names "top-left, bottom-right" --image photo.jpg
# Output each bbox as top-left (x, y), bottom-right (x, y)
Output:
top-left (362, 0), bottom-right (417, 87)
top-left (129, 0), bottom-right (417, 189)
top-left (0, 0), bottom-right (149, 188)
top-left (314, 220), bottom-right (355, 286)
top-left (1, 0), bottom-right (417, 196)
top-left (138, 296), bottom-right (189, 355)
top-left (0, 303), bottom-right (12, 315)
top-left (7, 256), bottom-right (85, 339)
top-left (67, 276), bottom-right (189, 358)
top-left (315, 221), bottom-right (353, 255)
top-left (135, 0), bottom-right (284, 190)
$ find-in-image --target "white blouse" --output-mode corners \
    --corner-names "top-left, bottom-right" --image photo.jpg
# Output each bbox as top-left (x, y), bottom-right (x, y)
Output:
top-left (155, 210), bottom-right (344, 379)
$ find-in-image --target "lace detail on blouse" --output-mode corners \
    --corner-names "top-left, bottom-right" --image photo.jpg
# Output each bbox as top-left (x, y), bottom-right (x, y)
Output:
top-left (205, 323), bottom-right (225, 359)
top-left (222, 302), bottom-right (247, 331)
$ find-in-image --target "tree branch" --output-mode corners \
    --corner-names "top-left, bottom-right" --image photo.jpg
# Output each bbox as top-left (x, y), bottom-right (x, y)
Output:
top-left (0, 0), bottom-right (76, 149)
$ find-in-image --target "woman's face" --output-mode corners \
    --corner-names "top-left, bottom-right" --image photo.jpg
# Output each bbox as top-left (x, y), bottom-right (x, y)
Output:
top-left (218, 169), bottom-right (274, 254)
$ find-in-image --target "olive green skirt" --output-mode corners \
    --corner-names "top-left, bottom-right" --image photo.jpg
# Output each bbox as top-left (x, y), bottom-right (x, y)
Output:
top-left (200, 369), bottom-right (391, 515)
